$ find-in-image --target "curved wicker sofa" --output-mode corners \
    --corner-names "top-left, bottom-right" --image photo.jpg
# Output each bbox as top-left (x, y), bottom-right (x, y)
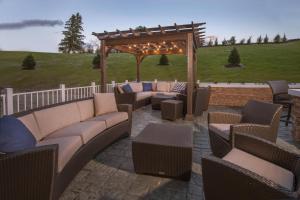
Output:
top-left (0, 95), bottom-right (132, 200)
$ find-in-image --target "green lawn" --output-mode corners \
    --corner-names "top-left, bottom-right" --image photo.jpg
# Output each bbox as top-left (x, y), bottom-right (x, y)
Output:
top-left (0, 41), bottom-right (300, 91)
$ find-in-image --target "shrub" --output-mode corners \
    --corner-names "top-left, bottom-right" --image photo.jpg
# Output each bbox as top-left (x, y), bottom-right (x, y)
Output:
top-left (240, 39), bottom-right (245, 45)
top-left (159, 54), bottom-right (169, 65)
top-left (228, 47), bottom-right (241, 65)
top-left (22, 54), bottom-right (36, 70)
top-left (229, 36), bottom-right (236, 45)
top-left (274, 34), bottom-right (281, 43)
top-left (92, 54), bottom-right (101, 68)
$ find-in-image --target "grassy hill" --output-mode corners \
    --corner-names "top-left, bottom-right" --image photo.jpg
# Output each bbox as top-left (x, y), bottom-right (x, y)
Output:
top-left (0, 41), bottom-right (300, 91)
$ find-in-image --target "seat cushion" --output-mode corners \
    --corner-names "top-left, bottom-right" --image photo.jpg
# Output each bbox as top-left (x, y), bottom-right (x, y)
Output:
top-left (223, 148), bottom-right (294, 191)
top-left (136, 92), bottom-right (153, 101)
top-left (89, 112), bottom-right (128, 128)
top-left (37, 136), bottom-right (82, 172)
top-left (209, 123), bottom-right (231, 140)
top-left (46, 121), bottom-right (106, 144)
top-left (18, 113), bottom-right (43, 141)
top-left (76, 99), bottom-right (94, 121)
top-left (94, 93), bottom-right (118, 116)
top-left (157, 82), bottom-right (171, 92)
top-left (129, 82), bottom-right (143, 92)
top-left (34, 103), bottom-right (81, 138)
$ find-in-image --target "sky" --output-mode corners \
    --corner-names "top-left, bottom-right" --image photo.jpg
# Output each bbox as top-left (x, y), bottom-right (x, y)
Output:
top-left (0, 0), bottom-right (299, 52)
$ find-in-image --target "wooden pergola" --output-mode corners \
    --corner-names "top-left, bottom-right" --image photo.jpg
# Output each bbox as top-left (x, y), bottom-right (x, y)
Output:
top-left (92, 22), bottom-right (206, 120)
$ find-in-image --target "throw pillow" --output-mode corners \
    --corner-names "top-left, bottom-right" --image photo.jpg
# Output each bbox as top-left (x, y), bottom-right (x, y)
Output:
top-left (0, 116), bottom-right (36, 153)
top-left (94, 93), bottom-right (118, 116)
top-left (122, 84), bottom-right (133, 93)
top-left (171, 82), bottom-right (186, 94)
top-left (142, 82), bottom-right (153, 91)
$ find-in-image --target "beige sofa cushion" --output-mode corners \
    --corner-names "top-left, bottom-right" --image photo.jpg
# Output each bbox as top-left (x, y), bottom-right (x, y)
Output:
top-left (136, 92), bottom-right (153, 101)
top-left (157, 82), bottom-right (171, 92)
top-left (18, 114), bottom-right (43, 141)
top-left (129, 82), bottom-right (143, 92)
top-left (76, 99), bottom-right (94, 121)
top-left (34, 103), bottom-right (81, 138)
top-left (37, 136), bottom-right (82, 172)
top-left (209, 123), bottom-right (231, 140)
top-left (223, 148), bottom-right (294, 191)
top-left (46, 121), bottom-right (106, 144)
top-left (94, 93), bottom-right (118, 116)
top-left (89, 112), bottom-right (128, 128)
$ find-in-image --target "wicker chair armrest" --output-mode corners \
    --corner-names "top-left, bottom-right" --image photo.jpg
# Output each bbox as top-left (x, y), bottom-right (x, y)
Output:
top-left (0, 145), bottom-right (58, 200)
top-left (115, 92), bottom-right (137, 105)
top-left (202, 155), bottom-right (297, 199)
top-left (234, 133), bottom-right (300, 174)
top-left (118, 104), bottom-right (132, 120)
top-left (231, 123), bottom-right (275, 142)
top-left (208, 112), bottom-right (242, 124)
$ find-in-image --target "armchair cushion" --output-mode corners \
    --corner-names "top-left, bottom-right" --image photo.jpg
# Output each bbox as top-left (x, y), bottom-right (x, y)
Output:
top-left (94, 93), bottom-right (118, 116)
top-left (122, 84), bottom-right (133, 93)
top-left (209, 123), bottom-right (231, 140)
top-left (89, 112), bottom-right (128, 128)
top-left (223, 148), bottom-right (294, 191)
top-left (136, 92), bottom-right (152, 101)
top-left (0, 116), bottom-right (36, 153)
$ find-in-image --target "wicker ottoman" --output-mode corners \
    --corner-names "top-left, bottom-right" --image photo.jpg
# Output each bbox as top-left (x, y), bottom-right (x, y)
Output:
top-left (132, 123), bottom-right (193, 181)
top-left (161, 100), bottom-right (183, 121)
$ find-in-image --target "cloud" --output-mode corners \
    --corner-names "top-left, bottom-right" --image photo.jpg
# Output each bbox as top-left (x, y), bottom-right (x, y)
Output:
top-left (0, 19), bottom-right (63, 30)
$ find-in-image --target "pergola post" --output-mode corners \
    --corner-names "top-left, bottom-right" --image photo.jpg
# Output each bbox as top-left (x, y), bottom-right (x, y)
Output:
top-left (186, 33), bottom-right (194, 121)
top-left (100, 40), bottom-right (107, 93)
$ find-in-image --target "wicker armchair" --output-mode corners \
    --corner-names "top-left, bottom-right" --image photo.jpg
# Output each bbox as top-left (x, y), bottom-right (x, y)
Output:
top-left (0, 145), bottom-right (57, 200)
top-left (208, 100), bottom-right (282, 157)
top-left (202, 133), bottom-right (300, 200)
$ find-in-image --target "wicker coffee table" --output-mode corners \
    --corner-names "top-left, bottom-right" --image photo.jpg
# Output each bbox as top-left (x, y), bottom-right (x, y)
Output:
top-left (151, 94), bottom-right (176, 110)
top-left (132, 123), bottom-right (193, 181)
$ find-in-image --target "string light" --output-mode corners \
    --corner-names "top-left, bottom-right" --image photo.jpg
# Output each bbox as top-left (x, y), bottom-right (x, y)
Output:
top-left (179, 49), bottom-right (183, 53)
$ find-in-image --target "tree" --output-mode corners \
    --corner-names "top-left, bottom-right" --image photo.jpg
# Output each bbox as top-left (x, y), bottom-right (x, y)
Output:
top-left (135, 26), bottom-right (146, 31)
top-left (92, 54), bottom-right (101, 68)
top-left (59, 12), bottom-right (85, 53)
top-left (208, 39), bottom-right (213, 47)
top-left (214, 38), bottom-right (218, 46)
top-left (229, 36), bottom-right (236, 45)
top-left (264, 35), bottom-right (269, 44)
top-left (222, 38), bottom-right (227, 46)
top-left (240, 39), bottom-right (245, 45)
top-left (159, 54), bottom-right (169, 65)
top-left (282, 34), bottom-right (287, 42)
top-left (274, 34), bottom-right (281, 43)
top-left (257, 35), bottom-right (262, 44)
top-left (227, 47), bottom-right (241, 66)
top-left (22, 54), bottom-right (36, 70)
top-left (247, 36), bottom-right (252, 45)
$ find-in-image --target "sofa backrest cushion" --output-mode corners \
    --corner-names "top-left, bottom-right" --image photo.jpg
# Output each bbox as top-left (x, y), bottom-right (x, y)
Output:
top-left (34, 103), bottom-right (81, 138)
top-left (122, 84), bottom-right (133, 93)
top-left (0, 116), bottom-right (36, 153)
top-left (76, 99), bottom-right (94, 121)
top-left (157, 82), bottom-right (171, 92)
top-left (129, 82), bottom-right (143, 92)
top-left (94, 93), bottom-right (118, 116)
top-left (142, 82), bottom-right (153, 91)
top-left (18, 114), bottom-right (43, 141)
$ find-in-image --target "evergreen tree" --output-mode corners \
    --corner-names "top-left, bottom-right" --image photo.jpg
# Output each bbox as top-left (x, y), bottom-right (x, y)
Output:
top-left (282, 34), bottom-right (287, 42)
top-left (214, 38), bottom-right (218, 46)
top-left (135, 26), bottom-right (146, 31)
top-left (264, 35), bottom-right (269, 44)
top-left (257, 35), bottom-right (262, 44)
top-left (22, 54), bottom-right (36, 70)
top-left (240, 39), bottom-right (245, 45)
top-left (222, 38), bottom-right (227, 46)
top-left (274, 34), bottom-right (281, 43)
top-left (208, 39), bottom-right (213, 47)
top-left (228, 47), bottom-right (241, 65)
top-left (59, 12), bottom-right (85, 53)
top-left (159, 54), bottom-right (169, 65)
top-left (92, 53), bottom-right (101, 68)
top-left (229, 36), bottom-right (236, 45)
top-left (247, 36), bottom-right (252, 45)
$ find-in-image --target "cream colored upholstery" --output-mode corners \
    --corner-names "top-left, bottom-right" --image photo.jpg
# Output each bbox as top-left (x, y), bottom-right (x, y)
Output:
top-left (157, 82), bottom-right (171, 92)
top-left (223, 148), bottom-right (294, 191)
top-left (136, 92), bottom-right (153, 101)
top-left (129, 82), bottom-right (143, 92)
top-left (94, 93), bottom-right (118, 116)
top-left (76, 99), bottom-right (94, 121)
top-left (117, 85), bottom-right (124, 94)
top-left (209, 123), bottom-right (231, 140)
top-left (46, 121), bottom-right (106, 144)
top-left (18, 114), bottom-right (42, 141)
top-left (152, 82), bottom-right (157, 91)
top-left (37, 136), bottom-right (82, 172)
top-left (89, 112), bottom-right (128, 128)
top-left (34, 103), bottom-right (81, 138)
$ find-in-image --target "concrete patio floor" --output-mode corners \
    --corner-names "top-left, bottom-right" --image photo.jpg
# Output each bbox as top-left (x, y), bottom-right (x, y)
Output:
top-left (59, 106), bottom-right (300, 200)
